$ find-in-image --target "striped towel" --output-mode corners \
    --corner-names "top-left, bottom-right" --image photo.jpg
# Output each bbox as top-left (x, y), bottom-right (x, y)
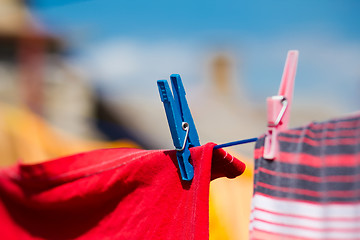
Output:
top-left (250, 113), bottom-right (360, 240)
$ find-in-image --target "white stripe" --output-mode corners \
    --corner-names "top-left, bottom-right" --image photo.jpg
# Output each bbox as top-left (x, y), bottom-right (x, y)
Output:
top-left (253, 209), bottom-right (360, 229)
top-left (254, 220), bottom-right (360, 239)
top-left (253, 194), bottom-right (360, 218)
top-left (251, 194), bottom-right (360, 239)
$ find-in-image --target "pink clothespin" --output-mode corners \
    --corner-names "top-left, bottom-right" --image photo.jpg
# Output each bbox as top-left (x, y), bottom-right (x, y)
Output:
top-left (263, 50), bottom-right (299, 160)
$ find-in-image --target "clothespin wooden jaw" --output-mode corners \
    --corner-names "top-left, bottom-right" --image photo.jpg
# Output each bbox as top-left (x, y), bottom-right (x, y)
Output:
top-left (157, 74), bottom-right (200, 181)
top-left (263, 50), bottom-right (299, 160)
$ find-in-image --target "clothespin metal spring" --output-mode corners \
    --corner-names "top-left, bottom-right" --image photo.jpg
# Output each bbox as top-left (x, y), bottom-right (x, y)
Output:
top-left (268, 96), bottom-right (288, 127)
top-left (175, 122), bottom-right (190, 152)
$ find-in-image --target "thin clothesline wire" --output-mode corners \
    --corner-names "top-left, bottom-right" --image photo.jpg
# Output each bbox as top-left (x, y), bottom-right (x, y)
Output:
top-left (214, 137), bottom-right (258, 149)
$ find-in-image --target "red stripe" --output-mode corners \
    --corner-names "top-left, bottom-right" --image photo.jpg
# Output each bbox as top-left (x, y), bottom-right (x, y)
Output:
top-left (251, 228), bottom-right (319, 240)
top-left (278, 152), bottom-right (360, 167)
top-left (254, 147), bottom-right (264, 159)
top-left (257, 167), bottom-right (360, 183)
top-left (306, 119), bottom-right (360, 130)
top-left (256, 181), bottom-right (360, 198)
top-left (254, 192), bottom-right (360, 205)
top-left (286, 129), bottom-right (360, 138)
top-left (252, 207), bottom-right (360, 222)
top-left (254, 147), bottom-right (360, 167)
top-left (253, 217), bottom-right (360, 232)
top-left (278, 135), bottom-right (360, 146)
top-left (323, 120), bottom-right (360, 129)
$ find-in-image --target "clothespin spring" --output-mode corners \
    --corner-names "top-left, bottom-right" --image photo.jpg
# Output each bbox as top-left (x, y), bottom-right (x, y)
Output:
top-left (268, 96), bottom-right (288, 127)
top-left (175, 122), bottom-right (190, 151)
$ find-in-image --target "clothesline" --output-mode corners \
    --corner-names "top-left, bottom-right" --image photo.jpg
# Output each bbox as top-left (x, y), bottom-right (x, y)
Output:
top-left (214, 137), bottom-right (258, 150)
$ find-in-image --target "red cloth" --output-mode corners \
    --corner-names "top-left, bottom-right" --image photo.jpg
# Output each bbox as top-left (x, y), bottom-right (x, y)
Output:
top-left (0, 142), bottom-right (245, 240)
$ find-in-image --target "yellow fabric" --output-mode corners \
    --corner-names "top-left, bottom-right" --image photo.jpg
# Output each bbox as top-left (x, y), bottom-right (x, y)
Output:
top-left (209, 156), bottom-right (254, 240)
top-left (209, 196), bottom-right (231, 240)
top-left (0, 103), bottom-right (139, 166)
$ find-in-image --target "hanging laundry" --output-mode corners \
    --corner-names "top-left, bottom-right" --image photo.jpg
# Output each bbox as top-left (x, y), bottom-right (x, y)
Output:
top-left (250, 113), bottom-right (360, 239)
top-left (0, 142), bottom-right (245, 240)
top-left (0, 102), bottom-right (138, 166)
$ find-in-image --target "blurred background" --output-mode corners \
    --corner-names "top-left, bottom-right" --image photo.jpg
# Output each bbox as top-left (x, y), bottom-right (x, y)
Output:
top-left (0, 0), bottom-right (359, 239)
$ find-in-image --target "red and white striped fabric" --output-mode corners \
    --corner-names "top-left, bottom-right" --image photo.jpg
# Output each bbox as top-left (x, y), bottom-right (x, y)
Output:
top-left (250, 113), bottom-right (360, 239)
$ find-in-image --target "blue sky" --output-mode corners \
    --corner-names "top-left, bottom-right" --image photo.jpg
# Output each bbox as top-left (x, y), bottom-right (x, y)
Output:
top-left (32, 0), bottom-right (360, 43)
top-left (31, 0), bottom-right (360, 115)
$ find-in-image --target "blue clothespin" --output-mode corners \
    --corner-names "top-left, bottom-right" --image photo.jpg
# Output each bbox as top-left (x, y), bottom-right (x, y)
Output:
top-left (157, 74), bottom-right (200, 181)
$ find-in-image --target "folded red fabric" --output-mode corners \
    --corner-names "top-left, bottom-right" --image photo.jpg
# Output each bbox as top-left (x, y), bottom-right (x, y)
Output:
top-left (0, 142), bottom-right (245, 240)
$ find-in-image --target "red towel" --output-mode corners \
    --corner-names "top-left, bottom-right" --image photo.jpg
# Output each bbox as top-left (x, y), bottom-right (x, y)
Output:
top-left (0, 142), bottom-right (245, 240)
